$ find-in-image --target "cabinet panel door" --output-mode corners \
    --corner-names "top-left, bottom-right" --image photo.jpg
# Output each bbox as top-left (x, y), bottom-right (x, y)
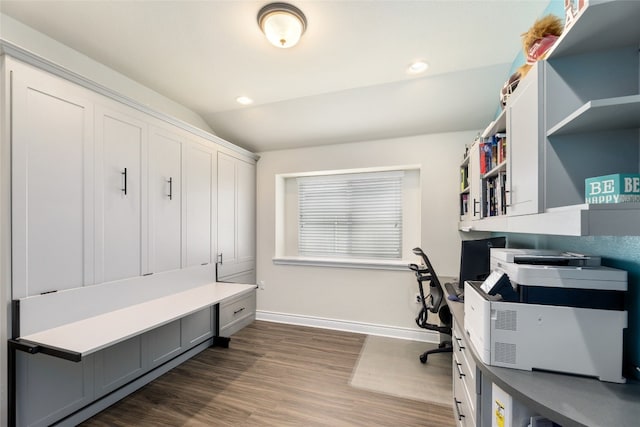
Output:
top-left (149, 127), bottom-right (182, 273)
top-left (236, 158), bottom-right (256, 264)
top-left (11, 66), bottom-right (94, 297)
top-left (506, 65), bottom-right (543, 217)
top-left (144, 319), bottom-right (182, 368)
top-left (182, 143), bottom-right (213, 267)
top-left (94, 336), bottom-right (144, 398)
top-left (468, 142), bottom-right (482, 220)
top-left (16, 352), bottom-right (94, 427)
top-left (95, 106), bottom-right (147, 282)
top-left (181, 307), bottom-right (213, 347)
top-left (217, 152), bottom-right (237, 265)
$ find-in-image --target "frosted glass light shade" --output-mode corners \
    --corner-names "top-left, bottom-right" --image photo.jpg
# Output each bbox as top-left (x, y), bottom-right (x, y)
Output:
top-left (258, 3), bottom-right (307, 49)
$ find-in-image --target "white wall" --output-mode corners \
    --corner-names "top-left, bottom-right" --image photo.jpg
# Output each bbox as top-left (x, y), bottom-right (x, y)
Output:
top-left (0, 13), bottom-right (213, 133)
top-left (256, 131), bottom-right (474, 336)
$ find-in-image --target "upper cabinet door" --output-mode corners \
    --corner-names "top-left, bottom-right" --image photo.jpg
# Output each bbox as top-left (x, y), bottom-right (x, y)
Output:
top-left (217, 152), bottom-right (236, 267)
top-left (11, 63), bottom-right (95, 298)
top-left (236, 158), bottom-right (256, 265)
top-left (95, 105), bottom-right (148, 283)
top-left (148, 127), bottom-right (183, 273)
top-left (217, 151), bottom-right (256, 281)
top-left (182, 142), bottom-right (213, 267)
top-left (506, 63), bottom-right (544, 217)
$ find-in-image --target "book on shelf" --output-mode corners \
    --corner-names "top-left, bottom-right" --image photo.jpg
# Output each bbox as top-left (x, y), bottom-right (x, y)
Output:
top-left (480, 133), bottom-right (507, 174)
top-left (460, 166), bottom-right (468, 191)
top-left (482, 170), bottom-right (507, 217)
top-left (460, 193), bottom-right (469, 217)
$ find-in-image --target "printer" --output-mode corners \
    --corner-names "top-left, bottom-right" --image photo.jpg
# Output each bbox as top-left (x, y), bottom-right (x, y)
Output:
top-left (464, 248), bottom-right (627, 383)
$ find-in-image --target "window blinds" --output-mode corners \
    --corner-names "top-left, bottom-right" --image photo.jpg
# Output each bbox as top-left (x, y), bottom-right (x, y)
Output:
top-left (298, 171), bottom-right (403, 259)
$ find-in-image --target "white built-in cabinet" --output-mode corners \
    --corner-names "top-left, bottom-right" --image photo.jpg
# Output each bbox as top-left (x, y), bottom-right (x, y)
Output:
top-left (459, 0), bottom-right (640, 236)
top-left (4, 55), bottom-right (256, 427)
top-left (8, 57), bottom-right (256, 297)
top-left (216, 151), bottom-right (256, 282)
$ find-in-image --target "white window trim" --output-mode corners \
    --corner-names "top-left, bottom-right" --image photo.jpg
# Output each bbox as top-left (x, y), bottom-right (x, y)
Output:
top-left (274, 165), bottom-right (421, 270)
top-left (271, 255), bottom-right (412, 271)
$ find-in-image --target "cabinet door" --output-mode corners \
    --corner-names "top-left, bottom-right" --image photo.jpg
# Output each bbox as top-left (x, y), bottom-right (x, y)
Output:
top-left (149, 127), bottom-right (182, 273)
top-left (217, 152), bottom-right (256, 281)
top-left (236, 158), bottom-right (256, 264)
top-left (94, 336), bottom-right (144, 398)
top-left (506, 64), bottom-right (544, 217)
top-left (182, 142), bottom-right (213, 267)
top-left (468, 142), bottom-right (482, 220)
top-left (11, 64), bottom-right (94, 297)
top-left (217, 152), bottom-right (237, 267)
top-left (95, 105), bottom-right (148, 282)
top-left (16, 353), bottom-right (94, 427)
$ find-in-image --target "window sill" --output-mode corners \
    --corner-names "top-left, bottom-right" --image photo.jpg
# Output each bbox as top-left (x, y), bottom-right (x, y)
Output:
top-left (272, 256), bottom-right (411, 271)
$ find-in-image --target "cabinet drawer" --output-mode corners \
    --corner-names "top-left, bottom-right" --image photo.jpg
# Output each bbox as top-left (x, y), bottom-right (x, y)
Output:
top-left (453, 354), bottom-right (475, 427)
top-left (219, 290), bottom-right (256, 336)
top-left (453, 321), bottom-right (476, 386)
top-left (453, 350), bottom-right (475, 415)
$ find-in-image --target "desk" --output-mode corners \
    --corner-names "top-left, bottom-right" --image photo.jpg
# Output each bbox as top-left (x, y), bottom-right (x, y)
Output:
top-left (441, 281), bottom-right (640, 427)
top-left (11, 282), bottom-right (255, 359)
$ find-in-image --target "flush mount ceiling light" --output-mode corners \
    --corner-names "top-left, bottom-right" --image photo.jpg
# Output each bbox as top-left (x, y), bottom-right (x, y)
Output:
top-left (258, 2), bottom-right (307, 48)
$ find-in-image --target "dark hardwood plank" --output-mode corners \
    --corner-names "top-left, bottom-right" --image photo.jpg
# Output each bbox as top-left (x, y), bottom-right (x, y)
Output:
top-left (81, 321), bottom-right (455, 426)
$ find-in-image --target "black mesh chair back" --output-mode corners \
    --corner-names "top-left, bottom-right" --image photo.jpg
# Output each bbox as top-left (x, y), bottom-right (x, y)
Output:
top-left (409, 247), bottom-right (453, 363)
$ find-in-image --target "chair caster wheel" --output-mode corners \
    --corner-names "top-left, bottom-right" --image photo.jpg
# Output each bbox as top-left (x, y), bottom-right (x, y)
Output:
top-left (420, 354), bottom-right (428, 364)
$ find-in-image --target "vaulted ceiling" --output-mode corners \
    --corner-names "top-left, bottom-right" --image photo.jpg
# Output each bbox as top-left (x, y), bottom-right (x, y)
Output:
top-left (0, 1), bottom-right (551, 152)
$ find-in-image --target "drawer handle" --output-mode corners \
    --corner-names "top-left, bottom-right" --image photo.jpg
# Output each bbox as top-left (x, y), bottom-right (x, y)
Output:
top-left (453, 398), bottom-right (465, 421)
top-left (455, 336), bottom-right (465, 350)
top-left (233, 307), bottom-right (245, 315)
top-left (455, 362), bottom-right (465, 379)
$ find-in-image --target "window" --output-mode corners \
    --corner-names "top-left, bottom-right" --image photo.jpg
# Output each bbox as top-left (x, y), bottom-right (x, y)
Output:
top-left (274, 166), bottom-right (420, 269)
top-left (297, 171), bottom-right (403, 259)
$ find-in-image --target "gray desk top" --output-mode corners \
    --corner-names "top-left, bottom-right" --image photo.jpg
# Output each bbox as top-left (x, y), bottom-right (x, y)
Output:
top-left (442, 281), bottom-right (640, 427)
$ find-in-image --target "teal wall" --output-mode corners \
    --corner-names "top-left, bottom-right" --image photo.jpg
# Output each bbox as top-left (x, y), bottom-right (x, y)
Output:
top-left (499, 233), bottom-right (640, 380)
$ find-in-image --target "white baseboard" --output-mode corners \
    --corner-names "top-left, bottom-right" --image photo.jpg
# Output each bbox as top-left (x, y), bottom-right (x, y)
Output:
top-left (256, 310), bottom-right (440, 343)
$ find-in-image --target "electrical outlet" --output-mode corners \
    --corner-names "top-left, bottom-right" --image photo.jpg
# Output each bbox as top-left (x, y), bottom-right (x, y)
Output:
top-left (414, 293), bottom-right (422, 304)
top-left (258, 280), bottom-right (266, 290)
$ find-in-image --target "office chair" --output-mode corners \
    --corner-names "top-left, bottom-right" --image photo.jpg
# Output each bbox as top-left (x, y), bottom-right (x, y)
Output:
top-left (408, 247), bottom-right (453, 363)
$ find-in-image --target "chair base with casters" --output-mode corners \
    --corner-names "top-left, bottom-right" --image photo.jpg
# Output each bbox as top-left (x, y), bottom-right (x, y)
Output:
top-left (409, 247), bottom-right (453, 364)
top-left (415, 301), bottom-right (453, 363)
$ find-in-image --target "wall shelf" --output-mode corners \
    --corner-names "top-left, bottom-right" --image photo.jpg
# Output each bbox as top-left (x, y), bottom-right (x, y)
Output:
top-left (460, 203), bottom-right (640, 236)
top-left (546, 0), bottom-right (640, 59)
top-left (547, 95), bottom-right (640, 136)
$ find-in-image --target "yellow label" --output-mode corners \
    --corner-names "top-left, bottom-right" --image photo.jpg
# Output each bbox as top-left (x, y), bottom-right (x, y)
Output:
top-left (494, 399), bottom-right (505, 427)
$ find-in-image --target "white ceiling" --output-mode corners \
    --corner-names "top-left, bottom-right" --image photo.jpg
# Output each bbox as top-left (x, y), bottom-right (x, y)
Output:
top-left (0, 0), bottom-right (551, 153)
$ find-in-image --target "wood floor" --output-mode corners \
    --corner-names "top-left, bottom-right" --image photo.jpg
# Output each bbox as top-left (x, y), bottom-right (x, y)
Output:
top-left (81, 321), bottom-right (455, 426)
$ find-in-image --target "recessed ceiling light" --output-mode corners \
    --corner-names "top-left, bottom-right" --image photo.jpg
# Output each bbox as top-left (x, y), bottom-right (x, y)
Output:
top-left (236, 96), bottom-right (254, 105)
top-left (407, 60), bottom-right (429, 74)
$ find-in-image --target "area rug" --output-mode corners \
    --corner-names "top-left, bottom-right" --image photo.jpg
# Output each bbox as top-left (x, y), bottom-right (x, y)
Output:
top-left (349, 335), bottom-right (452, 407)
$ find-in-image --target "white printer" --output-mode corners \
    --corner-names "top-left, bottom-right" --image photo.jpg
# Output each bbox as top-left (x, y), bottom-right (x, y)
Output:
top-left (464, 248), bottom-right (627, 383)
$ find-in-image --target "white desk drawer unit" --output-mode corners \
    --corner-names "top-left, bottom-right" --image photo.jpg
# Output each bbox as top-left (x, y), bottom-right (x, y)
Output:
top-left (452, 319), bottom-right (476, 427)
top-left (219, 289), bottom-right (257, 337)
